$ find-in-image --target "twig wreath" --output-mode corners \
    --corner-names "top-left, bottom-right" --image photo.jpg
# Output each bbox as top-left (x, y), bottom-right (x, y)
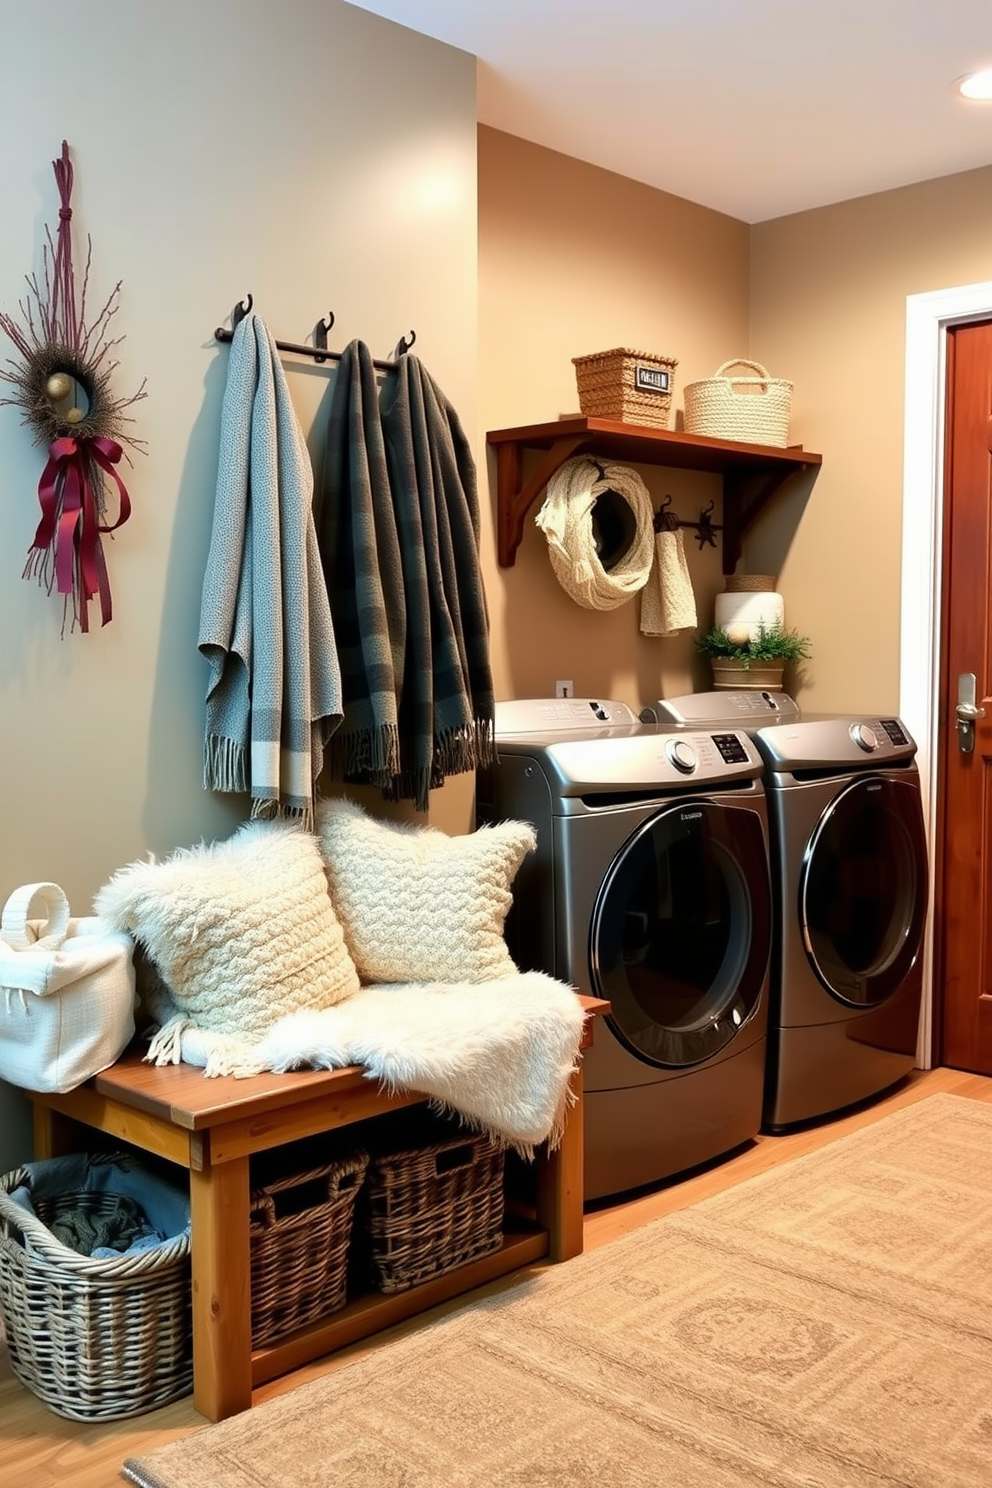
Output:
top-left (0, 141), bottom-right (146, 633)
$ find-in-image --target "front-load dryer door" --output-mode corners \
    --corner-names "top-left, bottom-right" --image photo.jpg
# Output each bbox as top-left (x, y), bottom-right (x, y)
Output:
top-left (800, 775), bottom-right (929, 1007)
top-left (590, 801), bottom-right (771, 1068)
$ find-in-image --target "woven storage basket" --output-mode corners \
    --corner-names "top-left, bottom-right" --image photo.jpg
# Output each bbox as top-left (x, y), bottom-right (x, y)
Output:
top-left (572, 347), bottom-right (678, 429)
top-left (0, 1158), bottom-right (192, 1421)
top-left (362, 1129), bottom-right (505, 1294)
top-left (682, 359), bottom-right (793, 447)
top-left (249, 1150), bottom-right (368, 1347)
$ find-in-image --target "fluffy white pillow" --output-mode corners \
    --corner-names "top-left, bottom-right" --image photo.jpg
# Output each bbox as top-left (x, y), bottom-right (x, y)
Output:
top-left (316, 799), bottom-right (536, 984)
top-left (94, 820), bottom-right (359, 1038)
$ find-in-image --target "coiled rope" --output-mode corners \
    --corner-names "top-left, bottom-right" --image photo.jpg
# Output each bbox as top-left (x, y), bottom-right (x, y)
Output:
top-left (534, 456), bottom-right (655, 610)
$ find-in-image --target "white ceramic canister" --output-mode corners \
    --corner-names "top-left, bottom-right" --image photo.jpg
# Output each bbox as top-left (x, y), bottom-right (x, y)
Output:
top-left (714, 574), bottom-right (785, 644)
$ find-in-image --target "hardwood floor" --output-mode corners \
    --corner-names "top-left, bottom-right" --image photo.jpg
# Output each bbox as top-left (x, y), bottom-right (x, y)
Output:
top-left (2, 1065), bottom-right (989, 1488)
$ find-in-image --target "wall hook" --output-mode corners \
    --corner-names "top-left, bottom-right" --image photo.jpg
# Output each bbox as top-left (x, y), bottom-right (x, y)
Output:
top-left (313, 312), bottom-right (336, 362)
top-left (693, 500), bottom-right (721, 549)
top-left (232, 293), bottom-right (253, 327)
top-left (653, 493), bottom-right (681, 533)
top-left (396, 329), bottom-right (416, 356)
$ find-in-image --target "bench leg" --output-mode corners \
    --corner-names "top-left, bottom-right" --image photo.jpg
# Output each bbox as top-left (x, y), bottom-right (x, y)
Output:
top-left (32, 1103), bottom-right (90, 1160)
top-left (190, 1155), bottom-right (253, 1421)
top-left (536, 1063), bottom-right (584, 1262)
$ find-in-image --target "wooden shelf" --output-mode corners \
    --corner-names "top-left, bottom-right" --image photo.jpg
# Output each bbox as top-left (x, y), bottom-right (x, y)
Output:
top-left (486, 416), bottom-right (822, 573)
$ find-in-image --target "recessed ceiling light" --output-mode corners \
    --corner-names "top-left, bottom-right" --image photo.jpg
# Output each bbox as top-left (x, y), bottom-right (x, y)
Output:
top-left (956, 69), bottom-right (992, 101)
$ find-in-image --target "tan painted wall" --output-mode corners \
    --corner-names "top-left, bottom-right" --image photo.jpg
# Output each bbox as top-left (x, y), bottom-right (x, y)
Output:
top-left (478, 127), bottom-right (751, 712)
top-left (749, 165), bottom-right (992, 713)
top-left (0, 0), bottom-right (477, 1171)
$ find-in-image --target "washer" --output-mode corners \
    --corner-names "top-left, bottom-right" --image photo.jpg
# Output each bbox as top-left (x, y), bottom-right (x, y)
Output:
top-left (645, 692), bottom-right (929, 1129)
top-left (476, 697), bottom-right (772, 1201)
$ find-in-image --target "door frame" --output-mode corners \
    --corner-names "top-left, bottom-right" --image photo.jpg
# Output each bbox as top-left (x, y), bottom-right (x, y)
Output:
top-left (900, 279), bottom-right (992, 1069)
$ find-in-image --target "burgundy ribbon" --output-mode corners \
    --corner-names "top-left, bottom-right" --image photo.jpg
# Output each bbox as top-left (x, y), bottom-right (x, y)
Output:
top-left (27, 435), bottom-right (132, 631)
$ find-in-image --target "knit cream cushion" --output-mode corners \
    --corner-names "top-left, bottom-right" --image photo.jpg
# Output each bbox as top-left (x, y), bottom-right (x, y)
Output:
top-left (316, 799), bottom-right (536, 984)
top-left (94, 820), bottom-right (359, 1037)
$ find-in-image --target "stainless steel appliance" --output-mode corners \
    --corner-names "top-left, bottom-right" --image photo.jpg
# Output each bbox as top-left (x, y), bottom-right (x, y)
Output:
top-left (477, 698), bottom-right (772, 1200)
top-left (645, 693), bottom-right (929, 1128)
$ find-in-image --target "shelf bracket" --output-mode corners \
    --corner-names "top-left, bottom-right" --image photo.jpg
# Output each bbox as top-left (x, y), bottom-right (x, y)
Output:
top-left (496, 435), bottom-right (592, 566)
top-left (722, 468), bottom-right (805, 574)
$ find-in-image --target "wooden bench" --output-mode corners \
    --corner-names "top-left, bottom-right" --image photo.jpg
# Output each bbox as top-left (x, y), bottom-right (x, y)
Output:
top-left (27, 994), bottom-right (608, 1422)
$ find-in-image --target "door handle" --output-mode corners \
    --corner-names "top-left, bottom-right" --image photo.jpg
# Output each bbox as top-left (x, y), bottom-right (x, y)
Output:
top-left (957, 672), bottom-right (986, 754)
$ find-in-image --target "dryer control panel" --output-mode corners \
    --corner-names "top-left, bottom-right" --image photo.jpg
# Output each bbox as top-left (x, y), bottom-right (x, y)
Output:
top-left (754, 716), bottom-right (918, 772)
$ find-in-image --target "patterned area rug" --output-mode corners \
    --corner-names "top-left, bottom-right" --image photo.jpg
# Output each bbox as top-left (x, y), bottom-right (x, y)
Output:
top-left (123, 1094), bottom-right (992, 1488)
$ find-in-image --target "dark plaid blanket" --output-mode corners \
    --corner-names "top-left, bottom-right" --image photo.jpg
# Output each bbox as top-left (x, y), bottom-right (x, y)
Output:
top-left (317, 345), bottom-right (494, 810)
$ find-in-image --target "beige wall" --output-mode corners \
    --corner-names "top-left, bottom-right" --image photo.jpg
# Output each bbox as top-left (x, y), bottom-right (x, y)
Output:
top-left (478, 127), bottom-right (751, 710)
top-left (0, 0), bottom-right (477, 1170)
top-left (479, 132), bottom-right (992, 722)
top-left (749, 165), bottom-right (992, 713)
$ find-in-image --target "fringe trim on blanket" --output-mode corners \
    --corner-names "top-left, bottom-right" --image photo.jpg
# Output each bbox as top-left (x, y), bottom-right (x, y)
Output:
top-left (145, 1015), bottom-right (196, 1066)
top-left (203, 735), bottom-right (248, 794)
top-left (380, 720), bottom-right (498, 812)
top-left (328, 723), bottom-right (401, 785)
top-left (250, 798), bottom-right (314, 833)
top-left (203, 1045), bottom-right (268, 1079)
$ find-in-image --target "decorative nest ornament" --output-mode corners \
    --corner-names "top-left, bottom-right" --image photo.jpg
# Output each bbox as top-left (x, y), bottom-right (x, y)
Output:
top-left (0, 141), bottom-right (146, 633)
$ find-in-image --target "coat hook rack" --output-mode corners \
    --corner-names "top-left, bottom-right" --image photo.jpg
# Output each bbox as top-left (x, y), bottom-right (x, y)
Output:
top-left (213, 295), bottom-right (415, 373)
top-left (653, 495), bottom-right (723, 550)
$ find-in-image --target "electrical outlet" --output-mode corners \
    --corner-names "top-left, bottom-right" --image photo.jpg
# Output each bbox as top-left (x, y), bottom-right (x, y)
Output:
top-left (555, 680), bottom-right (573, 699)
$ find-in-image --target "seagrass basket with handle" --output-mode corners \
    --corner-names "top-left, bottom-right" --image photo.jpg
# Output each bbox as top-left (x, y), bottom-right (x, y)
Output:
top-left (682, 359), bottom-right (793, 446)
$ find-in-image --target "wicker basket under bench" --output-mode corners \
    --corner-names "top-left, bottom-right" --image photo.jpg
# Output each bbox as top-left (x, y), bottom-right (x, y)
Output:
top-left (361, 1123), bottom-right (505, 1294)
top-left (25, 1000), bottom-right (607, 1422)
top-left (0, 1157), bottom-right (192, 1421)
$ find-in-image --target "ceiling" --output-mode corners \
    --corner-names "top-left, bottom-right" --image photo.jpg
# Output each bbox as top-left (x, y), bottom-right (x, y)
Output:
top-left (346, 0), bottom-right (992, 223)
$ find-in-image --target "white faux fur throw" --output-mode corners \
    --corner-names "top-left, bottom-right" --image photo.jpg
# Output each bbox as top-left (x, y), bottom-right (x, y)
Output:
top-left (145, 973), bottom-right (586, 1156)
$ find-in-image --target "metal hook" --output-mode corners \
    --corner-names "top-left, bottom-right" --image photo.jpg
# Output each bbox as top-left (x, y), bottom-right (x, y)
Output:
top-left (396, 329), bottom-right (416, 356)
top-left (313, 312), bottom-right (335, 363)
top-left (232, 293), bottom-right (253, 327)
top-left (652, 494), bottom-right (681, 533)
top-left (693, 501), bottom-right (721, 549)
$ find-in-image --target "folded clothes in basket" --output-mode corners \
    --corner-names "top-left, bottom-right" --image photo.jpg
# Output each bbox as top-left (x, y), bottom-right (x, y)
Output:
top-left (8, 1153), bottom-right (190, 1258)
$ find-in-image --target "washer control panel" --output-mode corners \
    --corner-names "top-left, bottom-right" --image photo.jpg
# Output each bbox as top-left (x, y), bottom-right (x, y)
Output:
top-left (850, 722), bottom-right (879, 751)
top-left (666, 738), bottom-right (697, 773)
top-left (712, 731), bottom-right (751, 764)
top-left (496, 727), bottom-right (764, 794)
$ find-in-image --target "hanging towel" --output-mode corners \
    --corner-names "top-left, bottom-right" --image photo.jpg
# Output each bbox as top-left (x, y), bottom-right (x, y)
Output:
top-left (315, 340), bottom-right (405, 790)
top-left (380, 353), bottom-right (496, 810)
top-left (640, 525), bottom-right (698, 636)
top-left (198, 310), bottom-right (342, 828)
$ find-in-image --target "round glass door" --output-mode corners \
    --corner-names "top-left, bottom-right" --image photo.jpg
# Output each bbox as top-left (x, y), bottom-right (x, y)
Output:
top-left (800, 775), bottom-right (928, 1007)
top-left (590, 801), bottom-right (771, 1068)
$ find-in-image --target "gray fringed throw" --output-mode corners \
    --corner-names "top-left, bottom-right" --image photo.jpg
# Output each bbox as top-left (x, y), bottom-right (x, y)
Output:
top-left (198, 310), bottom-right (343, 828)
top-left (379, 353), bottom-right (496, 810)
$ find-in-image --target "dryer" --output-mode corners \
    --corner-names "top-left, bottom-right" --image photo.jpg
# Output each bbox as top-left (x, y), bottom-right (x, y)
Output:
top-left (645, 692), bottom-right (929, 1130)
top-left (477, 698), bottom-right (772, 1201)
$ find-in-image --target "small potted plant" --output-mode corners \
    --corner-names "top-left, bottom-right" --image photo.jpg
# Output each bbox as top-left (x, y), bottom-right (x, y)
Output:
top-left (695, 621), bottom-right (811, 692)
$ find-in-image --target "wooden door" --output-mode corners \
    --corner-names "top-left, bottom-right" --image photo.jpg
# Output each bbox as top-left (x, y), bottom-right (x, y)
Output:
top-left (937, 319), bottom-right (992, 1072)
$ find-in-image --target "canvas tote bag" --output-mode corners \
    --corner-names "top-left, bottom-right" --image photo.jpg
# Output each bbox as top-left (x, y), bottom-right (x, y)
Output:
top-left (0, 882), bottom-right (136, 1093)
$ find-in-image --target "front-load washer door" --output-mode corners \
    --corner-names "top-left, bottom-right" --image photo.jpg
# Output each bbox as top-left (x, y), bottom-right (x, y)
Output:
top-left (589, 801), bottom-right (771, 1068)
top-left (800, 775), bottom-right (929, 1007)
